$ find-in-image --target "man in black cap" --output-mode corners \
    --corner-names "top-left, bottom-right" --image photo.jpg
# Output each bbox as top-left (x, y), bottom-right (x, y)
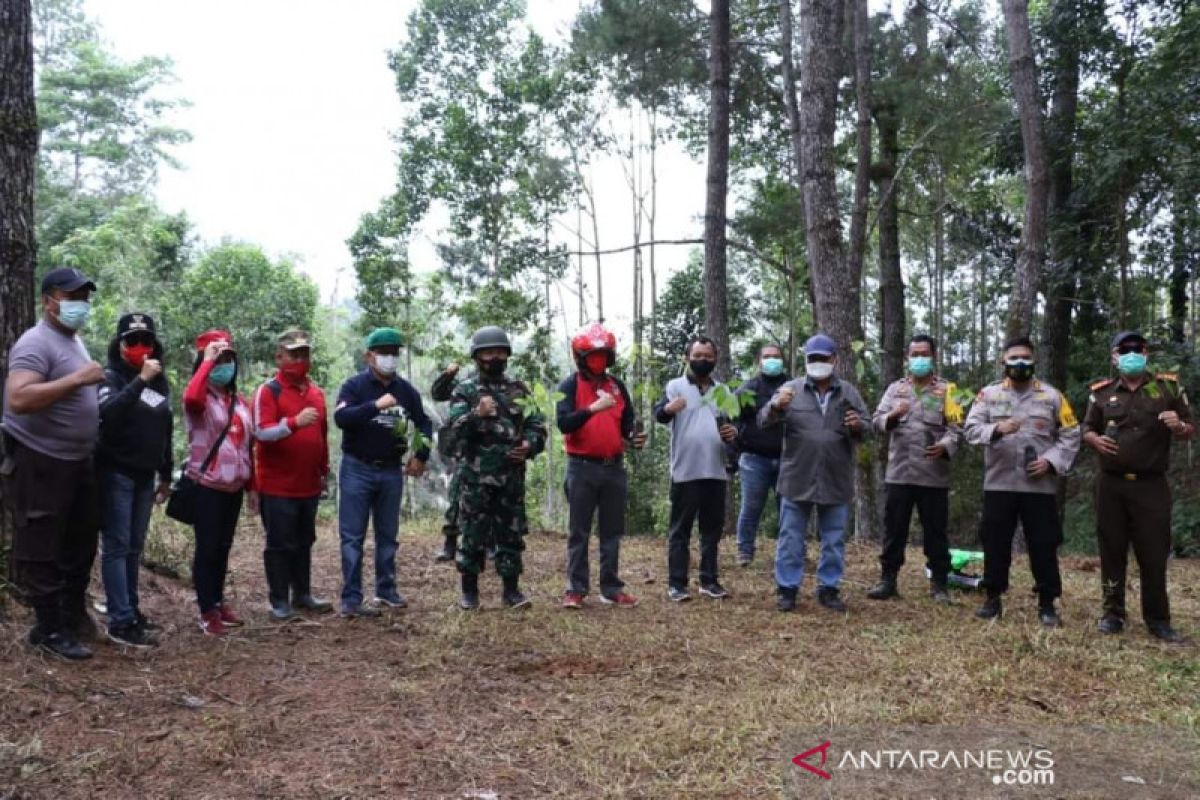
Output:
top-left (2, 268), bottom-right (105, 659)
top-left (1082, 331), bottom-right (1194, 642)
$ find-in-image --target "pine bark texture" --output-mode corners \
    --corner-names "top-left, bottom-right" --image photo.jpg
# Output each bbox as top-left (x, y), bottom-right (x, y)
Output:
top-left (704, 0), bottom-right (732, 380)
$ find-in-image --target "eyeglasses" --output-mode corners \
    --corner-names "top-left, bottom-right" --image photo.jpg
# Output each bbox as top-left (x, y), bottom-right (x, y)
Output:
top-left (124, 333), bottom-right (154, 347)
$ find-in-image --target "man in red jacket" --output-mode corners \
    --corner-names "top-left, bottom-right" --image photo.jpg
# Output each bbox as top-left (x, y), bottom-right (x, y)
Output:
top-left (556, 323), bottom-right (647, 609)
top-left (252, 329), bottom-right (333, 620)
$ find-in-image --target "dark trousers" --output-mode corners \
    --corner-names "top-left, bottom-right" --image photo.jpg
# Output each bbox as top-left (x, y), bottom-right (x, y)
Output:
top-left (2, 442), bottom-right (98, 632)
top-left (980, 491), bottom-right (1062, 601)
top-left (881, 483), bottom-right (950, 583)
top-left (667, 479), bottom-right (725, 590)
top-left (1096, 473), bottom-right (1172, 624)
top-left (260, 493), bottom-right (319, 606)
top-left (191, 484), bottom-right (243, 614)
top-left (564, 458), bottom-right (627, 597)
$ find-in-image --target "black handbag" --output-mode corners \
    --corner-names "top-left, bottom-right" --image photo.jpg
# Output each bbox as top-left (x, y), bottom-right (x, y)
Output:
top-left (165, 398), bottom-right (236, 525)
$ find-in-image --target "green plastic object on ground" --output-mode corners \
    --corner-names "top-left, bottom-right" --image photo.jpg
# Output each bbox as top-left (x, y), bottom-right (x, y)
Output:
top-left (925, 549), bottom-right (985, 590)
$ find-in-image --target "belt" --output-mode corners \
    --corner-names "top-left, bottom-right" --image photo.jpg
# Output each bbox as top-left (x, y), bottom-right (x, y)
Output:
top-left (568, 453), bottom-right (624, 466)
top-left (1103, 470), bottom-right (1164, 481)
top-left (348, 453), bottom-right (402, 469)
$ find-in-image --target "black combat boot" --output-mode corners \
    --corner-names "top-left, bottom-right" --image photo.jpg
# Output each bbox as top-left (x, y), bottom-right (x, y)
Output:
top-left (501, 575), bottom-right (530, 609)
top-left (975, 594), bottom-right (1002, 620)
top-left (776, 586), bottom-right (797, 613)
top-left (459, 573), bottom-right (480, 611)
top-left (435, 534), bottom-right (457, 563)
top-left (929, 581), bottom-right (952, 605)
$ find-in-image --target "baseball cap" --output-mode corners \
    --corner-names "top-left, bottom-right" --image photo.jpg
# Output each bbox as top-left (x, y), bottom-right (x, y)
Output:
top-left (804, 334), bottom-right (837, 357)
top-left (1111, 331), bottom-right (1146, 349)
top-left (118, 312), bottom-right (157, 339)
top-left (41, 267), bottom-right (96, 295)
top-left (277, 329), bottom-right (312, 350)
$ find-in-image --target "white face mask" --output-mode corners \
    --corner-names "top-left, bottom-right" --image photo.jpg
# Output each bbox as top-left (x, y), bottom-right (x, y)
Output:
top-left (806, 361), bottom-right (834, 380)
top-left (373, 354), bottom-right (398, 375)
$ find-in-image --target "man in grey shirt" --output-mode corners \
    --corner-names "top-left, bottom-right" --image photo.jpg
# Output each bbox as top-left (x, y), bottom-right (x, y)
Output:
top-left (759, 334), bottom-right (870, 612)
top-left (654, 336), bottom-right (738, 602)
top-left (2, 268), bottom-right (105, 660)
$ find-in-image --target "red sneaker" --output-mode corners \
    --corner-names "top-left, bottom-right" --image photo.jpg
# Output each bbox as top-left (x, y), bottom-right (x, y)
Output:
top-left (217, 603), bottom-right (244, 627)
top-left (199, 609), bottom-right (227, 637)
top-left (562, 592), bottom-right (585, 609)
top-left (600, 592), bottom-right (640, 608)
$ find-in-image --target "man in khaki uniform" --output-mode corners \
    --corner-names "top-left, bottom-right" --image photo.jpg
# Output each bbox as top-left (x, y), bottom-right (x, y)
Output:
top-left (964, 335), bottom-right (1081, 626)
top-left (1082, 331), bottom-right (1193, 642)
top-left (868, 335), bottom-right (964, 603)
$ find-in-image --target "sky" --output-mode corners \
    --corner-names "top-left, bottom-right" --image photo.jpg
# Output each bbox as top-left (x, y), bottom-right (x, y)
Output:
top-left (83, 0), bottom-right (710, 342)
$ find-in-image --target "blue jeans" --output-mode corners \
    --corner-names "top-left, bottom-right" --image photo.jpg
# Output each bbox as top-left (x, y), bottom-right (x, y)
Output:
top-left (775, 498), bottom-right (848, 593)
top-left (338, 454), bottom-right (404, 605)
top-left (735, 453), bottom-right (781, 557)
top-left (98, 468), bottom-right (155, 627)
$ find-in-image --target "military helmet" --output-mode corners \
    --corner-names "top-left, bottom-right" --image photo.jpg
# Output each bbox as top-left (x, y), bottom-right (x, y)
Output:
top-left (469, 325), bottom-right (512, 357)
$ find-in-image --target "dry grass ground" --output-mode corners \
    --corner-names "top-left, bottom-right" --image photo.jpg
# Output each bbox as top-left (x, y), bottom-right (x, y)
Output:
top-left (0, 517), bottom-right (1197, 799)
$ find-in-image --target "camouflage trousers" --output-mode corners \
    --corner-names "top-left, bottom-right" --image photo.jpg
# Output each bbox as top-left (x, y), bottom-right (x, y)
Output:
top-left (444, 464), bottom-right (527, 543)
top-left (456, 474), bottom-right (527, 579)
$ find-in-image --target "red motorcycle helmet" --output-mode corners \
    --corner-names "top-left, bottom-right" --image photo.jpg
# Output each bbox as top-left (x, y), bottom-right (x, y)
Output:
top-left (571, 322), bottom-right (617, 367)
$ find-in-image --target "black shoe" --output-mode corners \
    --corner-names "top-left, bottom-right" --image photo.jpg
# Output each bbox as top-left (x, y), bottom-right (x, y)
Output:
top-left (1097, 615), bottom-right (1124, 635)
top-left (736, 552), bottom-right (753, 567)
top-left (776, 587), bottom-right (797, 613)
top-left (698, 582), bottom-right (730, 600)
top-left (817, 587), bottom-right (847, 612)
top-left (975, 595), bottom-right (1002, 620)
top-left (667, 586), bottom-right (691, 603)
top-left (929, 583), bottom-right (952, 604)
top-left (293, 594), bottom-right (333, 613)
top-left (133, 611), bottom-right (162, 633)
top-left (1148, 622), bottom-right (1182, 643)
top-left (107, 622), bottom-right (157, 649)
top-left (27, 628), bottom-right (93, 660)
top-left (270, 602), bottom-right (298, 621)
top-left (1038, 604), bottom-right (1062, 628)
top-left (435, 537), bottom-right (456, 562)
top-left (459, 574), bottom-right (480, 611)
top-left (866, 576), bottom-right (898, 600)
top-left (502, 588), bottom-right (531, 609)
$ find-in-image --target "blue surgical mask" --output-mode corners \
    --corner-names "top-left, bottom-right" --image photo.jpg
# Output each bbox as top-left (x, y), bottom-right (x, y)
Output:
top-left (909, 356), bottom-right (934, 378)
top-left (761, 357), bottom-right (784, 377)
top-left (208, 363), bottom-right (236, 387)
top-left (1117, 352), bottom-right (1147, 377)
top-left (55, 299), bottom-right (92, 330)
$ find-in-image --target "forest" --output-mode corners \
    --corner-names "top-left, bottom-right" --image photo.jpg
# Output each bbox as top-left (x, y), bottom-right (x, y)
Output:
top-left (0, 0), bottom-right (1199, 796)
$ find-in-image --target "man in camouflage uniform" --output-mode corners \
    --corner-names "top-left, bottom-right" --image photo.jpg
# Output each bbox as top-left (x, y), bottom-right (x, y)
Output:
top-left (964, 335), bottom-right (1081, 627)
top-left (431, 362), bottom-right (463, 562)
top-left (868, 334), bottom-right (965, 603)
top-left (1082, 331), bottom-right (1194, 642)
top-left (447, 326), bottom-right (547, 610)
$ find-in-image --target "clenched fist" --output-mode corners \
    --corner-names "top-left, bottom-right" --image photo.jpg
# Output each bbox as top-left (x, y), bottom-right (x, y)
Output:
top-left (590, 390), bottom-right (616, 413)
top-left (139, 358), bottom-right (162, 382)
top-left (375, 393), bottom-right (398, 411)
top-left (664, 397), bottom-right (687, 416)
top-left (73, 361), bottom-right (105, 387)
top-left (476, 396), bottom-right (498, 417)
top-left (774, 386), bottom-right (796, 410)
top-left (295, 407), bottom-right (320, 428)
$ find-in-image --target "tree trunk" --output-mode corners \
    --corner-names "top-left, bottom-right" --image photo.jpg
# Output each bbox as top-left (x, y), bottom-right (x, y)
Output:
top-left (875, 103), bottom-right (904, 385)
top-left (1001, 0), bottom-right (1049, 339)
top-left (0, 0), bottom-right (39, 593)
top-left (846, 0), bottom-right (872, 343)
top-left (778, 0), bottom-right (806, 230)
top-left (1039, 0), bottom-right (1081, 389)
top-left (1169, 192), bottom-right (1190, 344)
top-left (704, 0), bottom-right (732, 381)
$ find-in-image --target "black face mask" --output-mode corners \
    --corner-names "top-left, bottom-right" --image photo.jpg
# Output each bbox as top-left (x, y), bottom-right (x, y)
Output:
top-left (1003, 360), bottom-right (1035, 383)
top-left (689, 359), bottom-right (715, 377)
top-left (479, 358), bottom-right (507, 378)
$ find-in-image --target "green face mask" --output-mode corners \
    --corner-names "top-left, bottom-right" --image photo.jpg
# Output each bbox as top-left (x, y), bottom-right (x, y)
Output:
top-left (1117, 352), bottom-right (1147, 377)
top-left (909, 356), bottom-right (934, 378)
top-left (208, 363), bottom-right (236, 387)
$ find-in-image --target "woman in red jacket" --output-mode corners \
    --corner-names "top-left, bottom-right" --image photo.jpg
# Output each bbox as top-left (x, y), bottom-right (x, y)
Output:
top-left (182, 330), bottom-right (256, 636)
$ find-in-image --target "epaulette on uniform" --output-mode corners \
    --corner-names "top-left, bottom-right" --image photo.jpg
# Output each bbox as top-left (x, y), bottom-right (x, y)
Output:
top-left (1089, 377), bottom-right (1115, 392)
top-left (1155, 372), bottom-right (1179, 383)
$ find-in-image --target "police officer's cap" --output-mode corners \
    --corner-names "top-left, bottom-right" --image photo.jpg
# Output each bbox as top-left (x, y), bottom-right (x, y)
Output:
top-left (1111, 331), bottom-right (1146, 350)
top-left (470, 326), bottom-right (512, 357)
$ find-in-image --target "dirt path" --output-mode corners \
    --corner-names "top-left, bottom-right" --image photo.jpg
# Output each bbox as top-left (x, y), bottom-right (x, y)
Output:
top-left (1, 518), bottom-right (1197, 798)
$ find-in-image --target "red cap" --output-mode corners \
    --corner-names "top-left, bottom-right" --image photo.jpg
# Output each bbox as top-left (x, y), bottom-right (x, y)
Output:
top-left (195, 329), bottom-right (235, 352)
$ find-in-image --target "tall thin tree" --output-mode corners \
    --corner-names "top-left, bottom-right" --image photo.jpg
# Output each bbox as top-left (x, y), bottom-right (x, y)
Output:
top-left (703, 0), bottom-right (732, 380)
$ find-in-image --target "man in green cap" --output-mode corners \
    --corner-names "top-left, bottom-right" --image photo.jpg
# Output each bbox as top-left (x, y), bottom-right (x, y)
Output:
top-left (445, 326), bottom-right (547, 609)
top-left (332, 327), bottom-right (433, 617)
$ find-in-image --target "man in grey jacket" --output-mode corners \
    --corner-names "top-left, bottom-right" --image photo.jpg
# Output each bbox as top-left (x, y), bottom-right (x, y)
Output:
top-left (759, 334), bottom-right (870, 612)
top-left (963, 335), bottom-right (1081, 626)
top-left (654, 336), bottom-right (739, 602)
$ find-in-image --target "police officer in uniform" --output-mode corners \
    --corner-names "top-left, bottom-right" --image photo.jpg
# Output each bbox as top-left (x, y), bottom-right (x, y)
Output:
top-left (964, 336), bottom-right (1081, 626)
top-left (1082, 331), bottom-right (1193, 642)
top-left (868, 334), bottom-right (965, 603)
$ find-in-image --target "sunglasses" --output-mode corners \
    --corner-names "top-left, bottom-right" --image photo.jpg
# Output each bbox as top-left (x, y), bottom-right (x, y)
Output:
top-left (124, 333), bottom-right (155, 347)
top-left (806, 354), bottom-right (832, 363)
top-left (1117, 344), bottom-right (1146, 355)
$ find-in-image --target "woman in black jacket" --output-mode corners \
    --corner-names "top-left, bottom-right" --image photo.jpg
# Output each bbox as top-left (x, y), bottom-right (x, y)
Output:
top-left (96, 313), bottom-right (173, 647)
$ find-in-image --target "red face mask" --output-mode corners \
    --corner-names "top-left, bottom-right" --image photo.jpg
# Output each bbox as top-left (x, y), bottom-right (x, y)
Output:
top-left (585, 352), bottom-right (608, 376)
top-left (123, 344), bottom-right (153, 369)
top-left (281, 360), bottom-right (311, 380)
